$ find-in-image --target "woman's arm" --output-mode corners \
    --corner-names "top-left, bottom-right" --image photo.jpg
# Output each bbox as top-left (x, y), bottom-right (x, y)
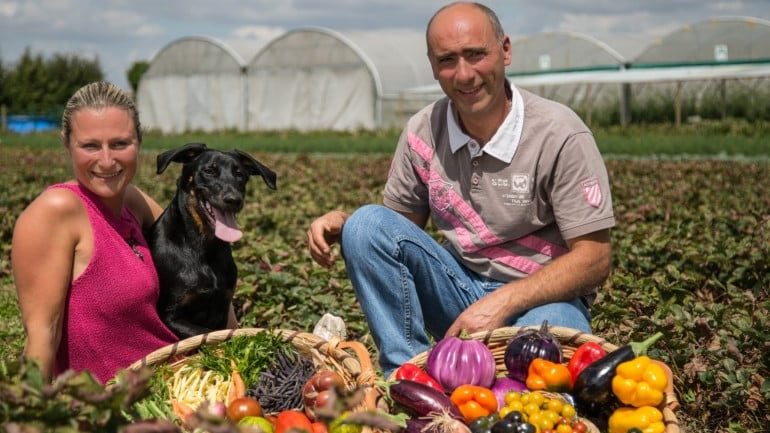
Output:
top-left (11, 189), bottom-right (84, 381)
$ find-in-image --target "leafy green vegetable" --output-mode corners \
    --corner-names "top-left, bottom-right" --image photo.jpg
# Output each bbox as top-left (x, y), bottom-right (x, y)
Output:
top-left (194, 332), bottom-right (293, 389)
top-left (125, 363), bottom-right (174, 422)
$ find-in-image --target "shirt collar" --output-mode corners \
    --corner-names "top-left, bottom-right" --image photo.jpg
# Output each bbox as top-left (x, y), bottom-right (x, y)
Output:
top-left (446, 83), bottom-right (525, 163)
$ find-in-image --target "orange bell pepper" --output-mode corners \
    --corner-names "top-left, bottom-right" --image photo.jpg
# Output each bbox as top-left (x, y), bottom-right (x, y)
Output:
top-left (449, 384), bottom-right (498, 423)
top-left (525, 358), bottom-right (571, 392)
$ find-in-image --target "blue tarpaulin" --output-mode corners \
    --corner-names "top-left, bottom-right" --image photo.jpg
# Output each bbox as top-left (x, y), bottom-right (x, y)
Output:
top-left (6, 115), bottom-right (58, 134)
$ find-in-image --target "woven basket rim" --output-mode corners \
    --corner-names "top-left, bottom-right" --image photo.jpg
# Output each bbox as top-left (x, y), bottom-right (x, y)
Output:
top-left (393, 325), bottom-right (681, 433)
top-left (128, 327), bottom-right (380, 387)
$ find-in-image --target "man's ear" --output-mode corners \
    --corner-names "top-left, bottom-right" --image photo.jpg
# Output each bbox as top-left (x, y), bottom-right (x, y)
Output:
top-left (502, 35), bottom-right (512, 66)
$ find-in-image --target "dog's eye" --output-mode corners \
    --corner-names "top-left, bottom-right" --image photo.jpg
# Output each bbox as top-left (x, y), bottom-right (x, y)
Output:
top-left (203, 166), bottom-right (218, 175)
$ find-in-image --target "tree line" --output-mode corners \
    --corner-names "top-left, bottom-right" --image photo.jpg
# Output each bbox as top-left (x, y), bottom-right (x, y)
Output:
top-left (0, 49), bottom-right (151, 118)
top-left (0, 48), bottom-right (104, 116)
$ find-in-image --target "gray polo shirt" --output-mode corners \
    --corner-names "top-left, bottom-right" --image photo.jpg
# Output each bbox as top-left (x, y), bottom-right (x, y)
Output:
top-left (383, 85), bottom-right (615, 282)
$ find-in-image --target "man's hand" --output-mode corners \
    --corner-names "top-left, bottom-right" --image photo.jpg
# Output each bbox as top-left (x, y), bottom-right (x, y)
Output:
top-left (444, 229), bottom-right (612, 338)
top-left (444, 290), bottom-right (511, 337)
top-left (307, 210), bottom-right (349, 268)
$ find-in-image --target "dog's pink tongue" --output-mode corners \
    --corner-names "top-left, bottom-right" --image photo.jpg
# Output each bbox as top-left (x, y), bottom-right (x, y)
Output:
top-left (212, 208), bottom-right (242, 242)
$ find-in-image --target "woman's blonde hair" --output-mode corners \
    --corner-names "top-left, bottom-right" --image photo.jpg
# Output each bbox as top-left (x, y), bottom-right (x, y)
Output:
top-left (60, 81), bottom-right (142, 146)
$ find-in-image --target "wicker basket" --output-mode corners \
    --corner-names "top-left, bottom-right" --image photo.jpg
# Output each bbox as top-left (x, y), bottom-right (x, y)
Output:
top-left (128, 328), bottom-right (382, 432)
top-left (391, 326), bottom-right (680, 433)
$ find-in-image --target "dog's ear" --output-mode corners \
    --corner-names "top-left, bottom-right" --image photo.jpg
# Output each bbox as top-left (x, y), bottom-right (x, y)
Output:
top-left (156, 143), bottom-right (209, 174)
top-left (233, 149), bottom-right (277, 190)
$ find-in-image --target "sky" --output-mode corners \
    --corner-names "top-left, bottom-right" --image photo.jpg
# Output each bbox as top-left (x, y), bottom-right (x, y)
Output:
top-left (1, 0), bottom-right (769, 91)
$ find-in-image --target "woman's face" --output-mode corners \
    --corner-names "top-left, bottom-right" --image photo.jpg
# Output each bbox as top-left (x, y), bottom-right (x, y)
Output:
top-left (66, 106), bottom-right (139, 210)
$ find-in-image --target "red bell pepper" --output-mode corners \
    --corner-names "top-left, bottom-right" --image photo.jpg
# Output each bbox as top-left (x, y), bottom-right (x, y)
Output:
top-left (567, 341), bottom-right (606, 387)
top-left (394, 362), bottom-right (445, 393)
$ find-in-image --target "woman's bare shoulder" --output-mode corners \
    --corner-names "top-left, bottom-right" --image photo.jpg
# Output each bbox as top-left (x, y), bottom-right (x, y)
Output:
top-left (13, 184), bottom-right (86, 246)
top-left (21, 184), bottom-right (84, 220)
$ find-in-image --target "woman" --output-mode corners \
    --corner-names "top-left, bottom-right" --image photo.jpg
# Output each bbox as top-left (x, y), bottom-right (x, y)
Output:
top-left (12, 81), bottom-right (182, 383)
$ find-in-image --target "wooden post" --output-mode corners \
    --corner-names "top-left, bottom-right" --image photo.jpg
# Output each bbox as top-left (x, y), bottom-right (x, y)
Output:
top-left (674, 81), bottom-right (683, 127)
top-left (1, 105), bottom-right (6, 132)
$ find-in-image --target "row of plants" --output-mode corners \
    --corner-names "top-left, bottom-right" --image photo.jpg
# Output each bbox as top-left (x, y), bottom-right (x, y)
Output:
top-left (3, 119), bottom-right (770, 156)
top-left (0, 148), bottom-right (768, 431)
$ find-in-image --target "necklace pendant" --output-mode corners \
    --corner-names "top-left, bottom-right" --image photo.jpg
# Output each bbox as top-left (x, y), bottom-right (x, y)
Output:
top-left (127, 238), bottom-right (145, 262)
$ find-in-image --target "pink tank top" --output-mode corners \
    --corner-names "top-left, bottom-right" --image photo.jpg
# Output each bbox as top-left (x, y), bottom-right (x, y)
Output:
top-left (52, 183), bottom-right (178, 383)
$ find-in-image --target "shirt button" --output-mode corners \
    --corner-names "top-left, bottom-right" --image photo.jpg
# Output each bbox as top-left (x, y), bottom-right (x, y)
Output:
top-left (472, 177), bottom-right (479, 185)
top-left (472, 160), bottom-right (479, 167)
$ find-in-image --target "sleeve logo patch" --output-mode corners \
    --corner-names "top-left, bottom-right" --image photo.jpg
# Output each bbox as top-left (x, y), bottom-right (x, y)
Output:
top-left (581, 177), bottom-right (602, 208)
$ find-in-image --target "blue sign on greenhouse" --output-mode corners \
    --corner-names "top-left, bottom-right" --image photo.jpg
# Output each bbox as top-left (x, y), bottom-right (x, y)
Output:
top-left (7, 115), bottom-right (58, 134)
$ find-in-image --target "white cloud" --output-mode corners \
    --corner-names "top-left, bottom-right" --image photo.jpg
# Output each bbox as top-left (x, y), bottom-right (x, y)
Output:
top-left (135, 24), bottom-right (164, 37)
top-left (232, 26), bottom-right (285, 41)
top-left (0, 1), bottom-right (18, 17)
top-left (708, 2), bottom-right (744, 13)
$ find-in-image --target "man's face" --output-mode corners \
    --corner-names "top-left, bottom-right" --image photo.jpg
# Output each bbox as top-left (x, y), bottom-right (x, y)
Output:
top-left (427, 4), bottom-right (511, 121)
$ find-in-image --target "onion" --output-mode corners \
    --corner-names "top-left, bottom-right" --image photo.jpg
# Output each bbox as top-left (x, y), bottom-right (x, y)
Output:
top-left (503, 321), bottom-right (562, 382)
top-left (490, 376), bottom-right (527, 409)
top-left (422, 409), bottom-right (472, 433)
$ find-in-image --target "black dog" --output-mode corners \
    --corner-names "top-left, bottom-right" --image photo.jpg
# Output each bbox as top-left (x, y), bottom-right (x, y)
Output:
top-left (146, 142), bottom-right (277, 339)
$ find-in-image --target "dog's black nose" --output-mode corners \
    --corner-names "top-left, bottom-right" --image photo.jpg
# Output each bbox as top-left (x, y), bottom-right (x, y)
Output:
top-left (222, 192), bottom-right (243, 208)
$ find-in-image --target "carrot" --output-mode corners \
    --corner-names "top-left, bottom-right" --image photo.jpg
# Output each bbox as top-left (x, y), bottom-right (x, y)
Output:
top-left (171, 399), bottom-right (194, 425)
top-left (227, 367), bottom-right (247, 405)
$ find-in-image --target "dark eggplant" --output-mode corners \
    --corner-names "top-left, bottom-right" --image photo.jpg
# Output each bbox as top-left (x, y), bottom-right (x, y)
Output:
top-left (402, 417), bottom-right (432, 433)
top-left (571, 332), bottom-right (663, 408)
top-left (504, 321), bottom-right (562, 382)
top-left (389, 379), bottom-right (462, 419)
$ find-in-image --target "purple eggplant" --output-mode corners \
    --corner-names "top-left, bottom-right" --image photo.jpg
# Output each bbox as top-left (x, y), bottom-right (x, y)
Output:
top-left (389, 380), bottom-right (462, 419)
top-left (504, 321), bottom-right (562, 382)
top-left (402, 417), bottom-right (432, 433)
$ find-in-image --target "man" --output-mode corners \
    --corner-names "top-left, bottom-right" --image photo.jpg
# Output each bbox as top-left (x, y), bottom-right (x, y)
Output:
top-left (307, 2), bottom-right (615, 376)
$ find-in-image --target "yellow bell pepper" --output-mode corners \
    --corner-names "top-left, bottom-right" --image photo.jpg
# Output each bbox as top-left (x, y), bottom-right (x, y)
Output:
top-left (608, 406), bottom-right (665, 433)
top-left (611, 356), bottom-right (667, 407)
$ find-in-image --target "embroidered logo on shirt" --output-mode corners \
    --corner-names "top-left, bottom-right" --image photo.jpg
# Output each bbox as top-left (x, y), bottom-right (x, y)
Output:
top-left (581, 177), bottom-right (602, 208)
top-left (511, 173), bottom-right (529, 193)
top-left (499, 173), bottom-right (532, 206)
top-left (428, 178), bottom-right (454, 211)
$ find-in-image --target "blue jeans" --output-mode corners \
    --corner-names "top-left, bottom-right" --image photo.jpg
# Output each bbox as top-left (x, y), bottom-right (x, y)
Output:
top-left (340, 204), bottom-right (591, 377)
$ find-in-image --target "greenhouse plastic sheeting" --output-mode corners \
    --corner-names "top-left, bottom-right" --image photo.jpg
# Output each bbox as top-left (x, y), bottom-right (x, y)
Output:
top-left (138, 36), bottom-right (262, 133)
top-left (246, 27), bottom-right (434, 131)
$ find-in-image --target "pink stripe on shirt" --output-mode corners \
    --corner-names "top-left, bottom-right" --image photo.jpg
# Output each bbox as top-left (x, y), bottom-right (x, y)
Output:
top-left (407, 133), bottom-right (561, 274)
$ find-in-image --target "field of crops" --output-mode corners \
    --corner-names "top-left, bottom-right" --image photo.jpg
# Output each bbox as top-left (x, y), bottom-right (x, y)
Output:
top-left (0, 132), bottom-right (768, 432)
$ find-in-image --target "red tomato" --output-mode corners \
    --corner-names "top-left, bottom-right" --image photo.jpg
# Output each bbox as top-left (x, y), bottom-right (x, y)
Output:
top-left (227, 396), bottom-right (263, 422)
top-left (275, 410), bottom-right (314, 433)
